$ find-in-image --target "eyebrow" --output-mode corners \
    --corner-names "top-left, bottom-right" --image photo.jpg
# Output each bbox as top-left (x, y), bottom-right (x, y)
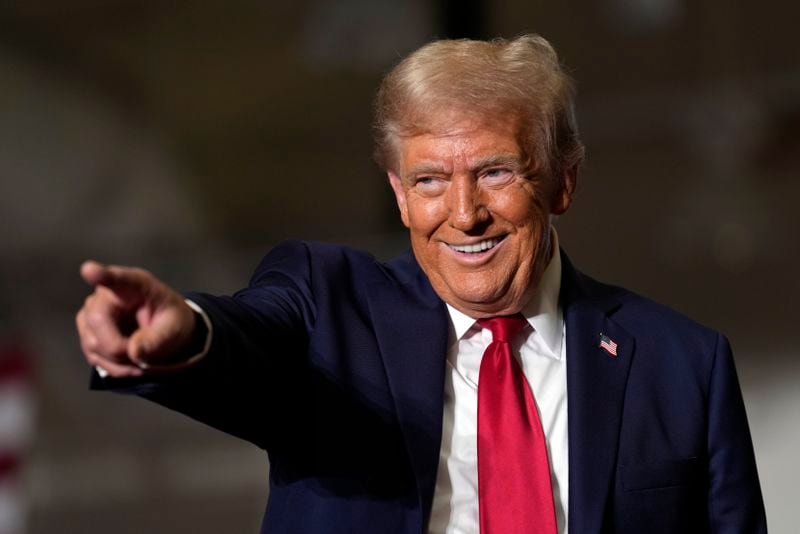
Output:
top-left (468, 153), bottom-right (524, 172)
top-left (406, 162), bottom-right (449, 177)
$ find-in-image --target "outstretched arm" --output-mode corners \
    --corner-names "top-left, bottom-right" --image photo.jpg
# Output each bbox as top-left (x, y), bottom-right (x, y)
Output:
top-left (77, 241), bottom-right (317, 449)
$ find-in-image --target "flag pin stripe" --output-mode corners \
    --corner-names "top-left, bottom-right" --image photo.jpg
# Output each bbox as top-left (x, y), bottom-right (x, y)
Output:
top-left (599, 332), bottom-right (618, 357)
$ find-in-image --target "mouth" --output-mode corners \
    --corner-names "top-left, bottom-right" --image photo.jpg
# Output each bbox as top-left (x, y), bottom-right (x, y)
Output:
top-left (446, 236), bottom-right (506, 255)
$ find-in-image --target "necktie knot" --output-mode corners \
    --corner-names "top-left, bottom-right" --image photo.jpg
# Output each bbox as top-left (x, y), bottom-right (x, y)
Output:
top-left (478, 314), bottom-right (528, 343)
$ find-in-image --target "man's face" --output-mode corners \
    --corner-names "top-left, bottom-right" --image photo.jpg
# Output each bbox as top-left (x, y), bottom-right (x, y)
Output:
top-left (388, 116), bottom-right (575, 318)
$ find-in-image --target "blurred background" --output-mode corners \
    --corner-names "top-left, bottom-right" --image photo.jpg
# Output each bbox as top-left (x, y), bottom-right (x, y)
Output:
top-left (0, 0), bottom-right (797, 532)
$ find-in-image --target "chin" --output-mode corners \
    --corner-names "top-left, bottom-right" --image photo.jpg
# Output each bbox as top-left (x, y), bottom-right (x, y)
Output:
top-left (449, 285), bottom-right (518, 314)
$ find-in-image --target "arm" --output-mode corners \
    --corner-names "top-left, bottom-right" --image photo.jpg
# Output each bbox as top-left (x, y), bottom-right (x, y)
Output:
top-left (707, 334), bottom-right (767, 533)
top-left (79, 241), bottom-right (317, 449)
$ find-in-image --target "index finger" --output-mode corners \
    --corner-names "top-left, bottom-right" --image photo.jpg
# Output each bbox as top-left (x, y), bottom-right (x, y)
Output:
top-left (80, 260), bottom-right (155, 303)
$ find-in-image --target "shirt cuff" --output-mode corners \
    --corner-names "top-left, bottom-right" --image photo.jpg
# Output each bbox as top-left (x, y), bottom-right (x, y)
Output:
top-left (95, 299), bottom-right (213, 377)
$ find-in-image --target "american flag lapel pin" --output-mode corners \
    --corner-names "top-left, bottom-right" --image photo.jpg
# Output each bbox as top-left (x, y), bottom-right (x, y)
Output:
top-left (598, 333), bottom-right (618, 357)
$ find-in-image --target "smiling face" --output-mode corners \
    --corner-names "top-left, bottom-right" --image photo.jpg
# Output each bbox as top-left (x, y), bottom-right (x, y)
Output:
top-left (388, 115), bottom-right (575, 318)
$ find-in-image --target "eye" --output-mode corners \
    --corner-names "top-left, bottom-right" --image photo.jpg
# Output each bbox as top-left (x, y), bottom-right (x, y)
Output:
top-left (480, 168), bottom-right (514, 186)
top-left (413, 176), bottom-right (447, 196)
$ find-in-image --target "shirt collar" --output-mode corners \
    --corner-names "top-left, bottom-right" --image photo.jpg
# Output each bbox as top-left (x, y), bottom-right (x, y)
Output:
top-left (445, 229), bottom-right (564, 359)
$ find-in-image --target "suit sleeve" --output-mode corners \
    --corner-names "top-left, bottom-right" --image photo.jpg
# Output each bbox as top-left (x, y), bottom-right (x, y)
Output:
top-left (706, 334), bottom-right (767, 533)
top-left (91, 240), bottom-right (317, 451)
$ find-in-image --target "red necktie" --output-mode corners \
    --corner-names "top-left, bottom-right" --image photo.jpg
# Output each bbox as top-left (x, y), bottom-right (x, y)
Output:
top-left (477, 316), bottom-right (557, 534)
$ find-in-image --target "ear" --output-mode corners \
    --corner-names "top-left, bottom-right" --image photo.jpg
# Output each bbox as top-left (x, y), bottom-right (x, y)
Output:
top-left (387, 171), bottom-right (410, 228)
top-left (551, 164), bottom-right (578, 215)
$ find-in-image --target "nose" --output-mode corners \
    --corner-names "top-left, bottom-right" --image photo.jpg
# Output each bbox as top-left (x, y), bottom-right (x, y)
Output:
top-left (447, 175), bottom-right (489, 232)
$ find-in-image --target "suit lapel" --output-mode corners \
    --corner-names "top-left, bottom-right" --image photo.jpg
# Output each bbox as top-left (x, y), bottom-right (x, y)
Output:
top-left (368, 250), bottom-right (635, 532)
top-left (367, 252), bottom-right (449, 530)
top-left (561, 253), bottom-right (634, 533)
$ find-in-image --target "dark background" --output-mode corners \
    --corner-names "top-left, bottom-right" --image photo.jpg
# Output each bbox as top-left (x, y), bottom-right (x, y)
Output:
top-left (0, 1), bottom-right (797, 532)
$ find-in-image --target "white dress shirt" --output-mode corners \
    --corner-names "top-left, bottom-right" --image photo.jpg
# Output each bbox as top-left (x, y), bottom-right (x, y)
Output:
top-left (428, 242), bottom-right (568, 534)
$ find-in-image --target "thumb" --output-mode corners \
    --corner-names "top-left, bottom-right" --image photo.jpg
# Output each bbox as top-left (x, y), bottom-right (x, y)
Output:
top-left (127, 304), bottom-right (195, 367)
top-left (127, 327), bottom-right (157, 365)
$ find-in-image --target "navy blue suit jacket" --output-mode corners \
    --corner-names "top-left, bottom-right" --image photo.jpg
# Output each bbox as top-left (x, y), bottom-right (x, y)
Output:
top-left (96, 240), bottom-right (766, 533)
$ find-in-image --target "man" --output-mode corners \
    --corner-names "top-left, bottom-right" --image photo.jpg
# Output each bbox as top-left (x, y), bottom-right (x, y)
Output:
top-left (76, 35), bottom-right (766, 533)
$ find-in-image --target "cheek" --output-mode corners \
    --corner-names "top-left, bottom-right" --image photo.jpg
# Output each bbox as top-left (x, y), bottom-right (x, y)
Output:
top-left (407, 197), bottom-right (446, 236)
top-left (493, 190), bottom-right (552, 263)
top-left (494, 187), bottom-right (548, 228)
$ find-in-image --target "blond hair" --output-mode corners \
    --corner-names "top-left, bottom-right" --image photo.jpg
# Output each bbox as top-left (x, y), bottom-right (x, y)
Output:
top-left (374, 34), bottom-right (585, 179)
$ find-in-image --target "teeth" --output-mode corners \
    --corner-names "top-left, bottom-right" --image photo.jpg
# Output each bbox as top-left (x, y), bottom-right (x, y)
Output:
top-left (450, 238), bottom-right (501, 253)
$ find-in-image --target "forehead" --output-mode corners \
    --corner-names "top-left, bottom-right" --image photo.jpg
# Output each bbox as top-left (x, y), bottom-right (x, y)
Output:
top-left (396, 116), bottom-right (523, 173)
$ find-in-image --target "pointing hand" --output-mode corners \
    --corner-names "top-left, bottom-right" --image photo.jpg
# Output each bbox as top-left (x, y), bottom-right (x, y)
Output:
top-left (76, 261), bottom-right (199, 378)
